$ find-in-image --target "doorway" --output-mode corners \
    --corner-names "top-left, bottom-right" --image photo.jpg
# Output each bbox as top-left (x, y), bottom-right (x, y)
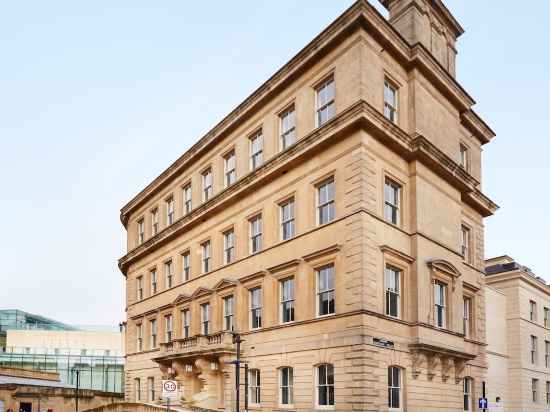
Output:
top-left (19, 402), bottom-right (32, 412)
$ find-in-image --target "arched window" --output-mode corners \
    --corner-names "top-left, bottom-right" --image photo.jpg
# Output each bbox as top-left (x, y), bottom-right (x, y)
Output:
top-left (279, 367), bottom-right (294, 406)
top-left (388, 366), bottom-right (402, 410)
top-left (249, 369), bottom-right (261, 406)
top-left (464, 377), bottom-right (473, 411)
top-left (316, 364), bottom-right (335, 407)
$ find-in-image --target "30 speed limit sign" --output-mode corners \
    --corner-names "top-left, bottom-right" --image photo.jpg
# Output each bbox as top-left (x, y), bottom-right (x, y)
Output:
top-left (162, 380), bottom-right (178, 399)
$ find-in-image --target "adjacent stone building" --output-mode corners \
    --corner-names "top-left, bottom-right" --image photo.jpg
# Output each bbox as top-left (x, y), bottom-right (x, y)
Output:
top-left (486, 256), bottom-right (550, 411)
top-left (119, 0), bottom-right (498, 410)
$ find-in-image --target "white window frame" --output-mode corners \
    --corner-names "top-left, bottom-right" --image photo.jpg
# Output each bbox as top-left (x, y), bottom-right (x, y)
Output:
top-left (463, 297), bottom-right (472, 338)
top-left (183, 184), bottom-right (192, 214)
top-left (202, 169), bottom-right (213, 202)
top-left (279, 367), bottom-right (294, 407)
top-left (250, 215), bottom-right (262, 254)
top-left (250, 287), bottom-right (262, 330)
top-left (317, 178), bottom-right (335, 226)
top-left (182, 309), bottom-right (190, 339)
top-left (137, 219), bottom-right (145, 245)
top-left (385, 266), bottom-right (401, 318)
top-left (136, 276), bottom-right (143, 301)
top-left (148, 377), bottom-right (155, 402)
top-left (224, 229), bottom-right (235, 264)
top-left (460, 143), bottom-right (469, 170)
top-left (165, 260), bottom-right (173, 289)
top-left (150, 319), bottom-right (157, 349)
top-left (166, 196), bottom-right (175, 225)
top-left (315, 76), bottom-right (335, 127)
top-left (201, 303), bottom-right (210, 335)
top-left (463, 377), bottom-right (473, 411)
top-left (250, 130), bottom-right (263, 170)
top-left (280, 278), bottom-right (295, 324)
top-left (461, 225), bottom-right (471, 263)
top-left (224, 150), bottom-right (236, 187)
top-left (150, 269), bottom-right (158, 295)
top-left (280, 198), bottom-right (295, 240)
top-left (223, 295), bottom-right (234, 331)
top-left (317, 265), bottom-right (335, 317)
top-left (531, 300), bottom-right (537, 322)
top-left (182, 252), bottom-right (190, 282)
top-left (384, 178), bottom-right (401, 225)
top-left (202, 241), bottom-right (211, 273)
top-left (316, 363), bottom-right (335, 409)
top-left (136, 323), bottom-right (143, 352)
top-left (135, 378), bottom-right (141, 401)
top-left (388, 366), bottom-right (402, 411)
top-left (151, 209), bottom-right (159, 236)
top-left (280, 105), bottom-right (296, 150)
top-left (164, 314), bottom-right (173, 343)
top-left (384, 79), bottom-right (398, 124)
top-left (532, 335), bottom-right (538, 364)
top-left (249, 369), bottom-right (261, 406)
top-left (434, 281), bottom-right (446, 329)
top-left (533, 378), bottom-right (539, 403)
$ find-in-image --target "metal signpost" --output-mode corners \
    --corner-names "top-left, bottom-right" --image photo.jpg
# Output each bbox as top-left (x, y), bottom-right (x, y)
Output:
top-left (162, 380), bottom-right (178, 412)
top-left (226, 332), bottom-right (250, 412)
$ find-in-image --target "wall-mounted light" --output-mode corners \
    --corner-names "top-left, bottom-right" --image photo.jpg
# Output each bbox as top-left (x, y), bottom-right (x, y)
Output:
top-left (210, 362), bottom-right (219, 371)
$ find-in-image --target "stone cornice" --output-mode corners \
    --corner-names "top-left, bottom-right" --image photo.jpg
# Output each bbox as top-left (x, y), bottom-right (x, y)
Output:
top-left (118, 99), bottom-right (498, 275)
top-left (486, 270), bottom-right (550, 296)
top-left (119, 0), bottom-right (492, 227)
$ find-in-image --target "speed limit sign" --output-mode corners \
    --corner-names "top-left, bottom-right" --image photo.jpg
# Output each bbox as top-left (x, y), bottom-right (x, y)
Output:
top-left (162, 380), bottom-right (178, 399)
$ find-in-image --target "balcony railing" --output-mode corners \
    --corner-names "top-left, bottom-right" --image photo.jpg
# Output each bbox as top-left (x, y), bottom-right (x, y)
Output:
top-left (158, 332), bottom-right (234, 359)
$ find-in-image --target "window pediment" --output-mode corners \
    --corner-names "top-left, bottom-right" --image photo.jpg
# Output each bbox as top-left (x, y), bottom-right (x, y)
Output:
top-left (427, 259), bottom-right (461, 278)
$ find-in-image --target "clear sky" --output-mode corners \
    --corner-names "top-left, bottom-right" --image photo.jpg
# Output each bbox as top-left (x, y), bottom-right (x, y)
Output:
top-left (1, 1), bottom-right (548, 326)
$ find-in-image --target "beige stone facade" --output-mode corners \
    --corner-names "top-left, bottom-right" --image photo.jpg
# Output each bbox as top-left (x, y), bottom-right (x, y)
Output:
top-left (119, 1), bottom-right (497, 411)
top-left (486, 256), bottom-right (550, 411)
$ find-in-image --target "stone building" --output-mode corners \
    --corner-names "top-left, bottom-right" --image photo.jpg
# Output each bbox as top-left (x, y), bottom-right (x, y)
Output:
top-left (0, 367), bottom-right (122, 412)
top-left (486, 256), bottom-right (550, 411)
top-left (119, 0), bottom-right (498, 410)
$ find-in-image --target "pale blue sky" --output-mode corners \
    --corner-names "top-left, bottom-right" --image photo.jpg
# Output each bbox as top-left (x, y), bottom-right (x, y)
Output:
top-left (0, 1), bottom-right (548, 325)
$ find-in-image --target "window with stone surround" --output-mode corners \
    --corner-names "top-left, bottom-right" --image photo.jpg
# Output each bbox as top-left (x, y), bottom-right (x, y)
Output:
top-left (202, 168), bottom-right (213, 202)
top-left (151, 208), bottom-right (159, 236)
top-left (150, 319), bottom-right (157, 349)
top-left (250, 130), bottom-right (263, 171)
top-left (532, 335), bottom-right (538, 364)
top-left (317, 177), bottom-right (335, 226)
top-left (148, 377), bottom-right (155, 402)
top-left (434, 281), bottom-right (447, 329)
top-left (166, 196), bottom-right (175, 226)
top-left (164, 314), bottom-right (173, 342)
top-left (249, 369), bottom-right (261, 405)
top-left (385, 266), bottom-right (401, 318)
top-left (316, 363), bottom-right (335, 408)
top-left (137, 218), bottom-right (145, 245)
top-left (182, 251), bottom-right (190, 282)
top-left (546, 381), bottom-right (550, 405)
top-left (201, 303), bottom-right (210, 335)
top-left (164, 260), bottom-right (173, 289)
top-left (384, 178), bottom-right (401, 225)
top-left (223, 295), bottom-right (234, 331)
top-left (250, 287), bottom-right (262, 329)
top-left (279, 367), bottom-right (293, 407)
top-left (531, 300), bottom-right (537, 322)
top-left (134, 378), bottom-right (141, 401)
top-left (545, 307), bottom-right (550, 328)
top-left (463, 377), bottom-right (473, 411)
top-left (317, 265), bottom-right (335, 317)
top-left (202, 240), bottom-right (211, 273)
top-left (280, 198), bottom-right (295, 240)
top-left (533, 378), bottom-right (539, 403)
top-left (224, 229), bottom-right (235, 264)
top-left (384, 79), bottom-right (398, 124)
top-left (546, 341), bottom-right (550, 368)
top-left (150, 269), bottom-right (158, 295)
top-left (224, 150), bottom-right (236, 187)
top-left (463, 297), bottom-right (472, 338)
top-left (316, 76), bottom-right (335, 127)
top-left (461, 225), bottom-right (472, 264)
top-left (181, 309), bottom-right (190, 338)
top-left (183, 184), bottom-right (192, 214)
top-left (249, 215), bottom-right (262, 254)
top-left (460, 143), bottom-right (469, 170)
top-left (136, 276), bottom-right (143, 301)
top-left (388, 366), bottom-right (402, 410)
top-left (280, 105), bottom-right (296, 150)
top-left (136, 323), bottom-right (143, 352)
top-left (280, 277), bottom-right (295, 324)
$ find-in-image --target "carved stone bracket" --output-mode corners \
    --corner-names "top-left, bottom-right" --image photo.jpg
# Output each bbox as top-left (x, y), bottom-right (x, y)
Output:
top-left (441, 356), bottom-right (451, 382)
top-left (454, 359), bottom-right (466, 384)
top-left (411, 352), bottom-right (424, 379)
top-left (427, 354), bottom-right (440, 381)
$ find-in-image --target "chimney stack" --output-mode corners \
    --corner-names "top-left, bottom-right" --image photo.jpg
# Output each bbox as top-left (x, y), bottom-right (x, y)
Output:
top-left (379, 0), bottom-right (464, 77)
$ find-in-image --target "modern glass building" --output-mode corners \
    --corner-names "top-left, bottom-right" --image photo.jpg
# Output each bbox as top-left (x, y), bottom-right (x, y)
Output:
top-left (0, 349), bottom-right (124, 393)
top-left (0, 310), bottom-right (124, 393)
